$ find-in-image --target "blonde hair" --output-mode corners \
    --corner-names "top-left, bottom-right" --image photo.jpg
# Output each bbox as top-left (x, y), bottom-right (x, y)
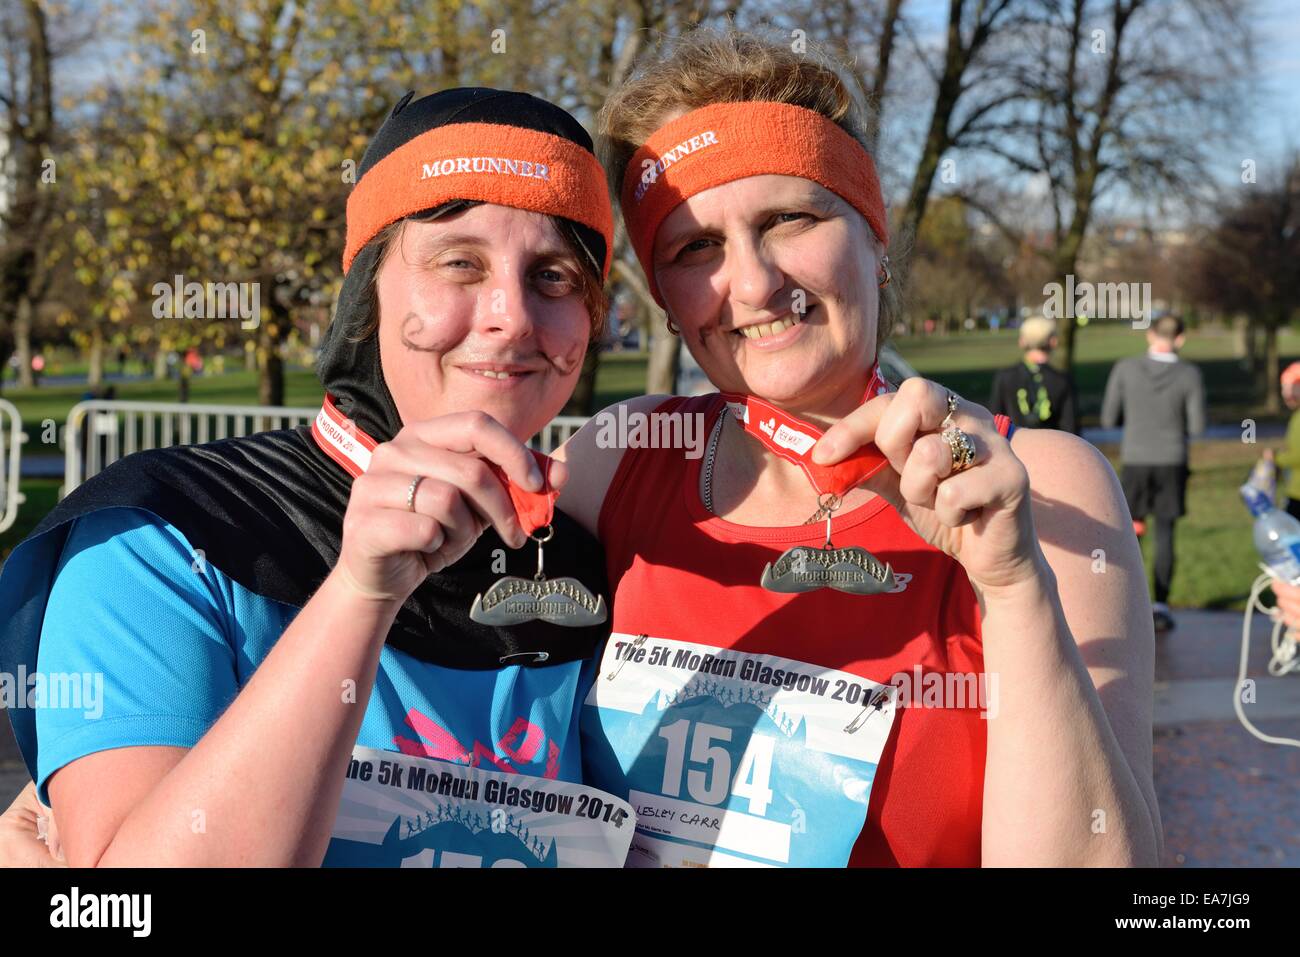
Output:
top-left (1018, 316), bottom-right (1057, 352)
top-left (597, 27), bottom-right (899, 354)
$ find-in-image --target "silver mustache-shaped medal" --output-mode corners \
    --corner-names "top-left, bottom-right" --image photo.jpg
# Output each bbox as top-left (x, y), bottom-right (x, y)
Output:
top-left (760, 493), bottom-right (896, 595)
top-left (470, 523), bottom-right (608, 627)
top-left (469, 452), bottom-right (607, 628)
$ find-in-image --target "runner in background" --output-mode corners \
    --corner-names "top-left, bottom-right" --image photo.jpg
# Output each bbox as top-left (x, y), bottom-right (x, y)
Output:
top-left (987, 315), bottom-right (1078, 434)
top-left (1101, 315), bottom-right (1206, 634)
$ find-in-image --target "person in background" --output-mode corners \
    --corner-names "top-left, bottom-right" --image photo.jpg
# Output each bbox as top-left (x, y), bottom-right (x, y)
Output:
top-left (1263, 362), bottom-right (1300, 522)
top-left (1101, 315), bottom-right (1206, 634)
top-left (987, 315), bottom-right (1078, 434)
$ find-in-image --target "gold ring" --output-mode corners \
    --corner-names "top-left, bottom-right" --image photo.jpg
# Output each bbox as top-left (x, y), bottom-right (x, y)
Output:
top-left (942, 426), bottom-right (977, 473)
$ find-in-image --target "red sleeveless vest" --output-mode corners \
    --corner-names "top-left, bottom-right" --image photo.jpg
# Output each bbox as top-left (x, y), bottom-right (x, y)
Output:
top-left (587, 393), bottom-right (1013, 867)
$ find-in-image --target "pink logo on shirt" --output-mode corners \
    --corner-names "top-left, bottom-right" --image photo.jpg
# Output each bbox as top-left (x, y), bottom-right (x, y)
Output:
top-left (393, 708), bottom-right (561, 779)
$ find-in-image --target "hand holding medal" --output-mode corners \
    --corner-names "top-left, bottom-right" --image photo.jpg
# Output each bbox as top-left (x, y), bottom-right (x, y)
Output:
top-left (331, 408), bottom-right (605, 624)
top-left (717, 366), bottom-right (898, 595)
top-left (810, 376), bottom-right (1041, 598)
top-left (470, 449), bottom-right (607, 628)
top-left (334, 410), bottom-right (555, 604)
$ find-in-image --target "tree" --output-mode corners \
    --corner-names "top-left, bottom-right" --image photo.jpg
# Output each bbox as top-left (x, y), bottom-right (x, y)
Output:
top-left (968, 0), bottom-right (1253, 370)
top-left (0, 0), bottom-right (53, 391)
top-left (60, 0), bottom-right (518, 406)
top-left (1192, 156), bottom-right (1300, 415)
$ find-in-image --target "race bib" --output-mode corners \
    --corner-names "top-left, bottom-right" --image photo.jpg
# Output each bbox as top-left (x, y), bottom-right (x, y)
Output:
top-left (582, 634), bottom-right (897, 867)
top-left (323, 746), bottom-right (635, 868)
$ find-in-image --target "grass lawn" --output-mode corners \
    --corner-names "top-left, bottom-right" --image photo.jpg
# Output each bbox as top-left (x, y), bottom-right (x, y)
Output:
top-left (0, 323), bottom-right (1287, 609)
top-left (896, 322), bottom-right (1296, 428)
top-left (0, 479), bottom-right (61, 564)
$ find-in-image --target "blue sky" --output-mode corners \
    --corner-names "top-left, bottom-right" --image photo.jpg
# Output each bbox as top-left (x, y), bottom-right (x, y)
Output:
top-left (1251, 0), bottom-right (1300, 159)
top-left (905, 0), bottom-right (1300, 166)
top-left (887, 0), bottom-right (1300, 221)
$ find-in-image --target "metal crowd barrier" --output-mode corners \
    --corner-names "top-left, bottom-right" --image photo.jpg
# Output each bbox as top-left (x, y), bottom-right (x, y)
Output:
top-left (61, 399), bottom-right (590, 497)
top-left (0, 398), bottom-right (27, 533)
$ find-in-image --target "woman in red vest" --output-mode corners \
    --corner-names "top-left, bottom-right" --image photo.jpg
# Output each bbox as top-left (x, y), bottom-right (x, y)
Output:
top-left (554, 29), bottom-right (1162, 867)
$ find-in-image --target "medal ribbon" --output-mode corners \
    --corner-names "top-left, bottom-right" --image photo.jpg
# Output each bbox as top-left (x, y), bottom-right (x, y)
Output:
top-left (311, 394), bottom-right (557, 533)
top-left (485, 449), bottom-right (557, 535)
top-left (717, 365), bottom-right (893, 498)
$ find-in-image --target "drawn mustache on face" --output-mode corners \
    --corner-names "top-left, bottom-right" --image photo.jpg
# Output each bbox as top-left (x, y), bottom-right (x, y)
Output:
top-left (400, 311), bottom-right (585, 378)
top-left (469, 575), bottom-right (608, 627)
top-left (400, 312), bottom-right (441, 352)
top-left (760, 546), bottom-right (896, 595)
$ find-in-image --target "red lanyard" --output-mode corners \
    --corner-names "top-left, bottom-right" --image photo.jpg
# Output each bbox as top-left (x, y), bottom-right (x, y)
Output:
top-left (311, 395), bottom-right (556, 534)
top-left (717, 365), bottom-right (893, 498)
top-left (485, 450), bottom-right (557, 535)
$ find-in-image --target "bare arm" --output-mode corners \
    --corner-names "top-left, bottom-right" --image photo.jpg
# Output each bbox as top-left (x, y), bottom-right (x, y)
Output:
top-left (51, 570), bottom-right (404, 867)
top-left (553, 394), bottom-right (672, 537)
top-left (814, 378), bottom-right (1161, 866)
top-left (980, 428), bottom-right (1162, 866)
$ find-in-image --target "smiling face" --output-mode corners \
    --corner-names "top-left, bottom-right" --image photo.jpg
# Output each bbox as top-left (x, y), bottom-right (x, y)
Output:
top-left (374, 203), bottom-right (592, 440)
top-left (652, 174), bottom-right (882, 422)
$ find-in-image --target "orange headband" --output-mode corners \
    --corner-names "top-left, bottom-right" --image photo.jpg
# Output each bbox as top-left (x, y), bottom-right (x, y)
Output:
top-left (1282, 362), bottom-right (1300, 388)
top-left (344, 122), bottom-right (614, 278)
top-left (621, 101), bottom-right (889, 305)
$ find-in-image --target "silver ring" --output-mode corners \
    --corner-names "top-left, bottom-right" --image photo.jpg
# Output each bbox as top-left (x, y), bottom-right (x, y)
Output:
top-left (942, 426), bottom-right (977, 473)
top-left (942, 390), bottom-right (960, 429)
top-left (406, 474), bottom-right (426, 512)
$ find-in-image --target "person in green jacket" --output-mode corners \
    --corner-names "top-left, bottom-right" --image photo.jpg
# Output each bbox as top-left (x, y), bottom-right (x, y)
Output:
top-left (1267, 362), bottom-right (1300, 522)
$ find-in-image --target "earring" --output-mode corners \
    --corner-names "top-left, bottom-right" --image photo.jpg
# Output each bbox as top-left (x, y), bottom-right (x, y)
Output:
top-left (877, 255), bottom-right (892, 288)
top-left (666, 317), bottom-right (680, 336)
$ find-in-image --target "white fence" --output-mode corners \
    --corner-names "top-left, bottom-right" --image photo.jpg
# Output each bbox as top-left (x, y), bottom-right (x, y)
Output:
top-left (61, 399), bottom-right (589, 497)
top-left (0, 399), bottom-right (26, 533)
top-left (63, 400), bottom-right (319, 495)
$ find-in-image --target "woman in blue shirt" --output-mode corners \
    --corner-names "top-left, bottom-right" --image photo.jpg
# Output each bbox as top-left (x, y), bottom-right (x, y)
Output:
top-left (0, 87), bottom-right (622, 867)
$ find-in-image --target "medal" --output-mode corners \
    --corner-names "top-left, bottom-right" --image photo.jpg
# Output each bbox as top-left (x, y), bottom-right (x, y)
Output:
top-left (716, 367), bottom-right (897, 595)
top-left (469, 450), bottom-right (607, 628)
top-left (310, 397), bottom-right (605, 627)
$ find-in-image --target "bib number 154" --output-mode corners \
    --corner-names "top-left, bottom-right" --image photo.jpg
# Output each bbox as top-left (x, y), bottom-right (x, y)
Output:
top-left (657, 720), bottom-right (775, 816)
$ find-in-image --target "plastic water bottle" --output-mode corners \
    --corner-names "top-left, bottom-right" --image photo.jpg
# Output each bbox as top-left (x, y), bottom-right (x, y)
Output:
top-left (1241, 484), bottom-right (1300, 585)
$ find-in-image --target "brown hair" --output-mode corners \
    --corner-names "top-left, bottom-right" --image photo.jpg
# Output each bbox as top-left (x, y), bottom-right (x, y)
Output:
top-left (1152, 314), bottom-right (1185, 341)
top-left (348, 209), bottom-right (609, 344)
top-left (598, 27), bottom-right (902, 355)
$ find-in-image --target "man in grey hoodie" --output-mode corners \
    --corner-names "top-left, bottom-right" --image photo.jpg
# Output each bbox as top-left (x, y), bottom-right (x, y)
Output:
top-left (1101, 315), bottom-right (1206, 633)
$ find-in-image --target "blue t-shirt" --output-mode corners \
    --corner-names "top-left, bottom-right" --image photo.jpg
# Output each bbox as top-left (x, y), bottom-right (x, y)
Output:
top-left (25, 507), bottom-right (597, 862)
